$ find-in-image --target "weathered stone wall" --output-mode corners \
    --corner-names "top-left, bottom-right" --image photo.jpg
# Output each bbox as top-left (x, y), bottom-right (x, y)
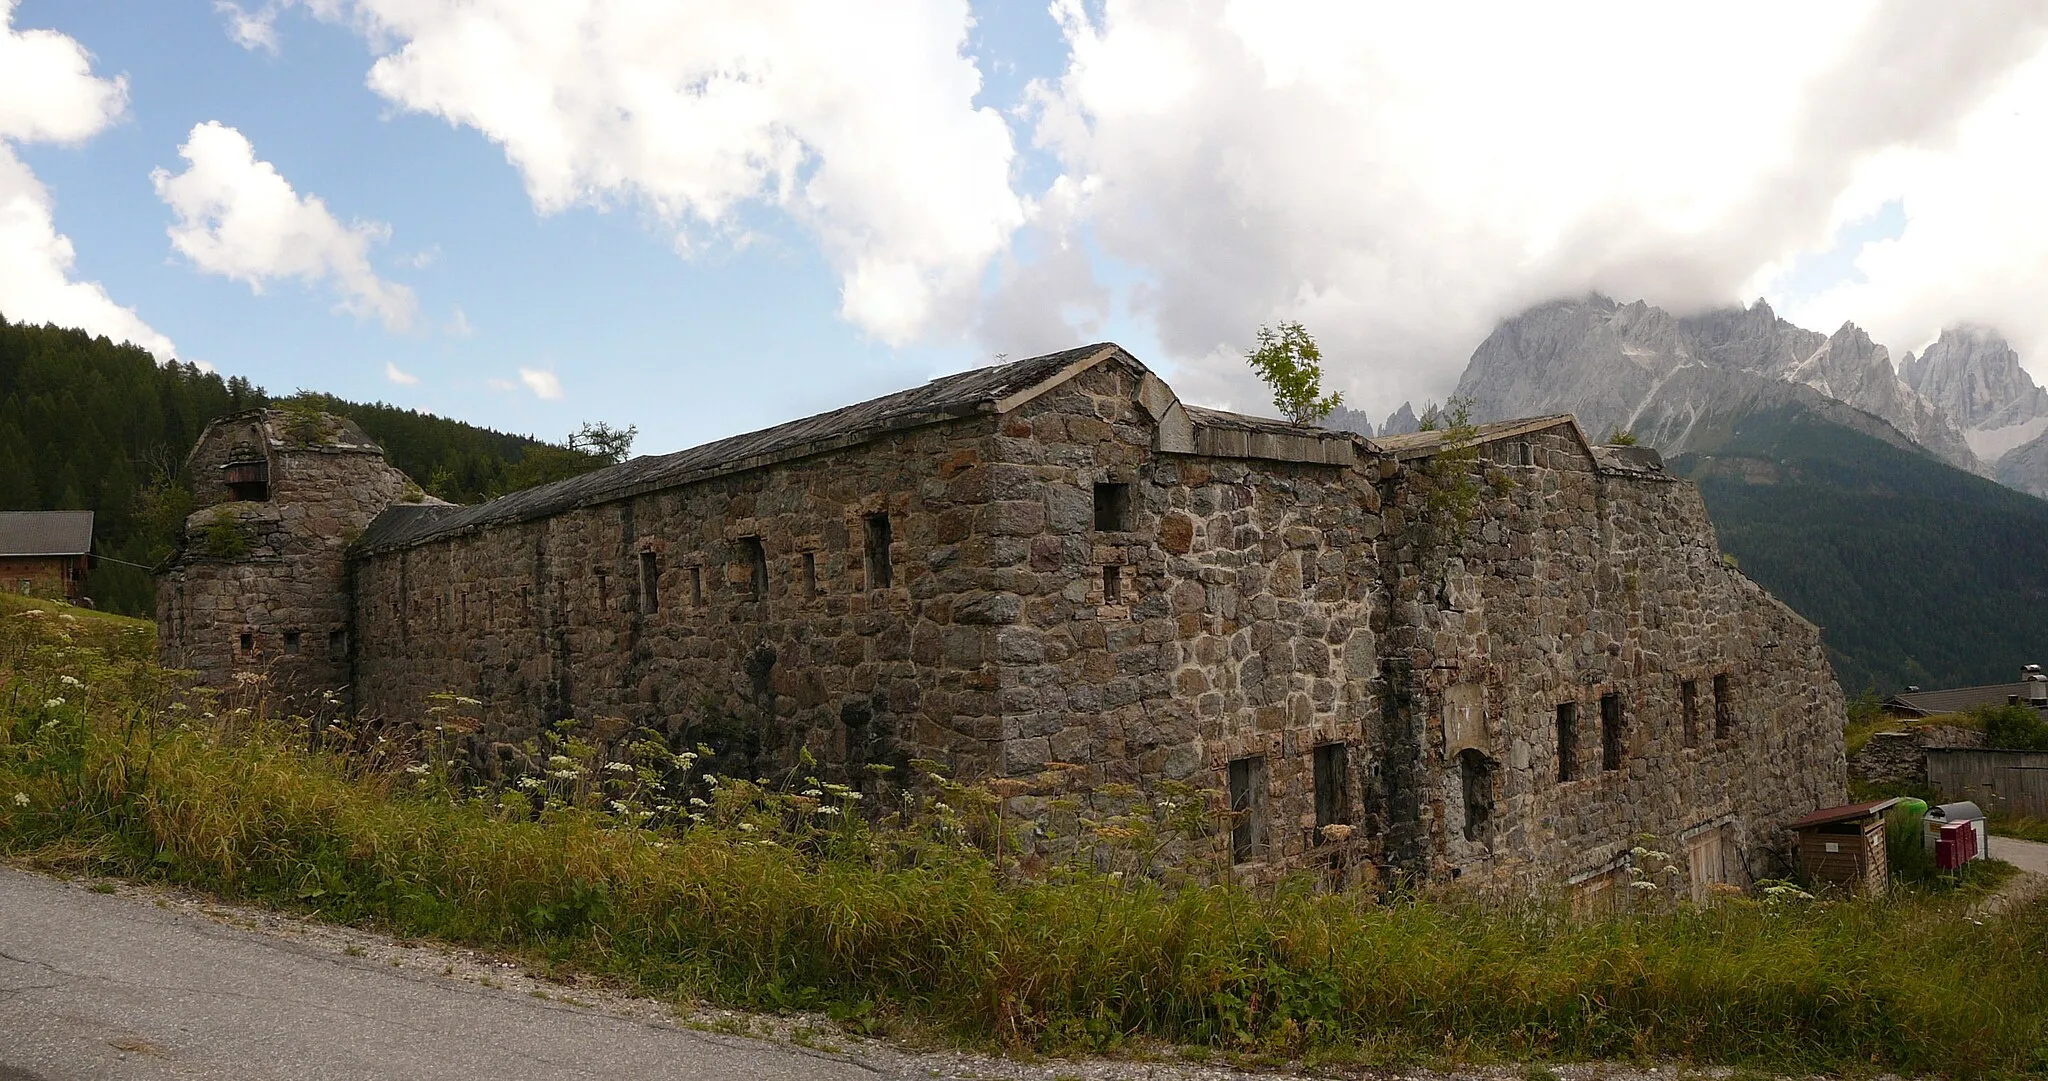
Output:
top-left (1374, 425), bottom-right (1845, 891)
top-left (350, 418), bottom-right (1008, 782)
top-left (157, 411), bottom-right (418, 703)
top-left (987, 361), bottom-right (1386, 877)
top-left (1850, 724), bottom-right (1988, 788)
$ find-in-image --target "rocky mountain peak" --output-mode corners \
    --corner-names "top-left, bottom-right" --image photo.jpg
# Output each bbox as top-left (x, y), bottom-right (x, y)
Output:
top-left (1381, 402), bottom-right (1420, 437)
top-left (1899, 327), bottom-right (2048, 464)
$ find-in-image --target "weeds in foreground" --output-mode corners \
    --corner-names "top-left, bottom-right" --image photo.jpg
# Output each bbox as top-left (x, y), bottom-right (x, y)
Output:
top-left (3, 601), bottom-right (2047, 1077)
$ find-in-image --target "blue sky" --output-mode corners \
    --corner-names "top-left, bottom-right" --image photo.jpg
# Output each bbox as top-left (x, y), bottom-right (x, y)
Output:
top-left (5, 1), bottom-right (2047, 455)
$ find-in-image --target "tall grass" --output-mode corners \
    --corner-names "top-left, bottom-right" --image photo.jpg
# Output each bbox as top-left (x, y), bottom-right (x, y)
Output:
top-left (3, 599), bottom-right (2046, 1077)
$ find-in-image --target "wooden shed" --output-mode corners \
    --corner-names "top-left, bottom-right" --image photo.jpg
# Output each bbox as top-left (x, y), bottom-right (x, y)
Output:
top-left (1788, 798), bottom-right (1898, 893)
top-left (0, 511), bottom-right (95, 603)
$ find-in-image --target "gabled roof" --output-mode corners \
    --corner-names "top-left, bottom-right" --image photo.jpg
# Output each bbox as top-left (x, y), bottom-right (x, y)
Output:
top-left (1884, 682), bottom-right (2042, 717)
top-left (1370, 415), bottom-right (1584, 461)
top-left (356, 344), bottom-right (1128, 555)
top-left (0, 511), bottom-right (94, 557)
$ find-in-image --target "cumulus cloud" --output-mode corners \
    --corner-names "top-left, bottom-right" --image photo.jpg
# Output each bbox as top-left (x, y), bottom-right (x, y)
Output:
top-left (0, 1), bottom-right (175, 358)
top-left (214, 1), bottom-right (286, 53)
top-left (384, 360), bottom-right (418, 385)
top-left (518, 367), bottom-right (561, 400)
top-left (1023, 0), bottom-right (2048, 412)
top-left (153, 121), bottom-right (417, 330)
top-left (284, 0), bottom-right (1025, 345)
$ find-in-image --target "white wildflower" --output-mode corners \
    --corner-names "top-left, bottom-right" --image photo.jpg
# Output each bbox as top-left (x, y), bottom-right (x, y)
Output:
top-left (818, 805), bottom-right (842, 816)
top-left (515, 776), bottom-right (544, 791)
top-left (802, 788), bottom-right (824, 798)
top-left (605, 761), bottom-right (634, 773)
top-left (58, 675), bottom-right (84, 688)
top-left (12, 793), bottom-right (27, 807)
top-left (737, 822), bottom-right (756, 832)
top-left (58, 613), bottom-right (76, 622)
top-left (404, 763), bottom-right (432, 776)
top-left (43, 698), bottom-right (64, 708)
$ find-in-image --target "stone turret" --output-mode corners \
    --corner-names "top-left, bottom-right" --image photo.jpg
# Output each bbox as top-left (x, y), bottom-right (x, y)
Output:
top-left (156, 406), bottom-right (429, 704)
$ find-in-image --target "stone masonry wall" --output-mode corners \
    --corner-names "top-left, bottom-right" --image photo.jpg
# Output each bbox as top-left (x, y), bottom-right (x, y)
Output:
top-left (1375, 425), bottom-right (1846, 891)
top-left (158, 412), bottom-right (418, 703)
top-left (350, 418), bottom-right (1008, 783)
top-left (987, 361), bottom-right (1389, 879)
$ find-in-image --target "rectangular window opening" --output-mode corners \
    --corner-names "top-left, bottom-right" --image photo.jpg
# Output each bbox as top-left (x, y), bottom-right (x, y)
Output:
top-left (238, 631), bottom-right (254, 655)
top-left (1228, 755), bottom-right (1268, 864)
top-left (1101, 564), bottom-right (1122, 604)
top-left (1601, 692), bottom-right (1624, 771)
top-left (283, 630), bottom-right (301, 655)
top-left (1093, 482), bottom-right (1132, 531)
top-left (1681, 679), bottom-right (1700, 749)
top-left (328, 629), bottom-right (346, 656)
top-left (1714, 673), bottom-right (1733, 738)
top-left (802, 552), bottom-right (818, 597)
top-left (1312, 743), bottom-right (1349, 840)
top-left (639, 551), bottom-right (660, 613)
top-left (864, 514), bottom-right (893, 589)
top-left (741, 537), bottom-right (768, 598)
top-left (690, 565), bottom-right (704, 607)
top-left (1556, 702), bottom-right (1578, 783)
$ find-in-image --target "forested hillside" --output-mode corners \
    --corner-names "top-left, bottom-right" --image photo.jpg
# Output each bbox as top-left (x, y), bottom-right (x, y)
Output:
top-left (1672, 404), bottom-right (2048, 694)
top-left (0, 316), bottom-right (613, 616)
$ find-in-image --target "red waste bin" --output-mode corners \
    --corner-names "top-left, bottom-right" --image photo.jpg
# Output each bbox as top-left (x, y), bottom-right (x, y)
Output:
top-left (1936, 822), bottom-right (1969, 871)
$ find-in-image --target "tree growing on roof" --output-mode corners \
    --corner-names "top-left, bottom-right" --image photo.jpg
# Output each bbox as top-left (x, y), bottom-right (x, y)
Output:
top-left (1245, 321), bottom-right (1342, 425)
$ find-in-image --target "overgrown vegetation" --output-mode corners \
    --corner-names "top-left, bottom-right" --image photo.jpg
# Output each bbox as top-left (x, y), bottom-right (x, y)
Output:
top-left (1245, 321), bottom-right (1341, 425)
top-left (197, 507), bottom-right (251, 559)
top-left (3, 599), bottom-right (2045, 1077)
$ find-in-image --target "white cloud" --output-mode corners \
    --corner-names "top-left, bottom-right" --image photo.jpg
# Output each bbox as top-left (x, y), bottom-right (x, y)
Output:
top-left (153, 121), bottom-right (418, 331)
top-left (295, 0), bottom-right (1024, 345)
top-left (0, 1), bottom-right (175, 358)
top-left (214, 1), bottom-right (285, 53)
top-left (1779, 46), bottom-right (2048, 375)
top-left (1021, 0), bottom-right (2048, 412)
top-left (518, 366), bottom-right (561, 399)
top-left (384, 360), bottom-right (419, 385)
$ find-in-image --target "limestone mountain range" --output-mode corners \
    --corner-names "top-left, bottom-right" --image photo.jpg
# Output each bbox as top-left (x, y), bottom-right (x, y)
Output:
top-left (1363, 294), bottom-right (2048, 501)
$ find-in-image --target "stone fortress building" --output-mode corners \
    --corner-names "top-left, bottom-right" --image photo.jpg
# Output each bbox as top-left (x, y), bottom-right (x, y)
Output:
top-left (158, 345), bottom-right (1846, 893)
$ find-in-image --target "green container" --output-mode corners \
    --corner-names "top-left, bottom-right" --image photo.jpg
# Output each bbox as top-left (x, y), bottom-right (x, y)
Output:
top-left (1894, 797), bottom-right (1928, 816)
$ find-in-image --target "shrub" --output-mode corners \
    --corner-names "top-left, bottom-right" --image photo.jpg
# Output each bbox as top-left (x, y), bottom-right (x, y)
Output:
top-left (198, 508), bottom-right (250, 559)
top-left (1973, 703), bottom-right (2048, 750)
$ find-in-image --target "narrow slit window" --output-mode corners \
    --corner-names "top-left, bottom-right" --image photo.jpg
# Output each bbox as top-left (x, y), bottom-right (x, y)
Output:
top-left (639, 551), bottom-right (660, 613)
top-left (1601, 692), bottom-right (1624, 771)
top-left (690, 566), bottom-right (704, 606)
top-left (283, 630), bottom-right (301, 655)
top-left (864, 513), bottom-right (893, 589)
top-left (741, 537), bottom-right (768, 597)
top-left (1093, 482), bottom-right (1132, 531)
top-left (1714, 674), bottom-right (1733, 738)
top-left (802, 552), bottom-right (818, 597)
top-left (1312, 743), bottom-right (1349, 839)
top-left (239, 631), bottom-right (254, 655)
top-left (1681, 679), bottom-right (1700, 748)
top-left (1228, 755), bottom-right (1268, 863)
top-left (1101, 565), bottom-right (1122, 604)
top-left (1556, 702), bottom-right (1578, 782)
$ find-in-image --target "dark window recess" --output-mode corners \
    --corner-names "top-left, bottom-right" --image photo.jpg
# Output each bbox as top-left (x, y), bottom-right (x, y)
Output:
top-left (328, 629), bottom-right (346, 655)
top-left (1601, 692), bottom-right (1624, 771)
top-left (1556, 702), bottom-right (1578, 782)
top-left (1228, 755), bottom-right (1268, 863)
top-left (1458, 749), bottom-right (1497, 841)
top-left (1312, 743), bottom-right (1349, 838)
top-left (594, 571), bottom-right (609, 606)
top-left (639, 551), bottom-right (660, 613)
top-left (1101, 565), bottom-right (1122, 604)
top-left (864, 514), bottom-right (893, 589)
top-left (238, 632), bottom-right (254, 654)
top-left (222, 458), bottom-right (269, 502)
top-left (283, 630), bottom-right (301, 655)
top-left (741, 537), bottom-right (768, 597)
top-left (1681, 679), bottom-right (1700, 748)
top-left (1714, 673), bottom-right (1733, 738)
top-left (1093, 482), bottom-right (1132, 531)
top-left (690, 566), bottom-right (704, 606)
top-left (803, 552), bottom-right (818, 597)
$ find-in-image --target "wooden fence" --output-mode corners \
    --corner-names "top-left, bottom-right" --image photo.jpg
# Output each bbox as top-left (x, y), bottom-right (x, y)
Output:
top-left (1927, 748), bottom-right (2048, 819)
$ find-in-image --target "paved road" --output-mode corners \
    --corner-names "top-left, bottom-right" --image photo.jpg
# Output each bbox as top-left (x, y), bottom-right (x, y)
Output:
top-left (0, 867), bottom-right (881, 1081)
top-left (1992, 834), bottom-right (2048, 875)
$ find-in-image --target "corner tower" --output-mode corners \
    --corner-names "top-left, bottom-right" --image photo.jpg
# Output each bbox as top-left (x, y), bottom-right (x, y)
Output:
top-left (156, 407), bottom-right (427, 703)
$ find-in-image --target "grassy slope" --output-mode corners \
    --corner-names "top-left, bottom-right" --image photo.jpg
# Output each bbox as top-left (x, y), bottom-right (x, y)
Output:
top-left (1672, 404), bottom-right (2048, 694)
top-left (3, 602), bottom-right (2046, 1076)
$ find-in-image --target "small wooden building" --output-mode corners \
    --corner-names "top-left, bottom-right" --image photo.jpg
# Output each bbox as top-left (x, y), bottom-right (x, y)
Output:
top-left (0, 511), bottom-right (95, 603)
top-left (1788, 798), bottom-right (1898, 893)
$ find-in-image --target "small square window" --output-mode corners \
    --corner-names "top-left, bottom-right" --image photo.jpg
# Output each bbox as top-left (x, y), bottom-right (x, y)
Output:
top-left (328, 629), bottom-right (346, 655)
top-left (283, 630), bottom-right (301, 655)
top-left (1093, 482), bottom-right (1132, 531)
top-left (238, 631), bottom-right (254, 654)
